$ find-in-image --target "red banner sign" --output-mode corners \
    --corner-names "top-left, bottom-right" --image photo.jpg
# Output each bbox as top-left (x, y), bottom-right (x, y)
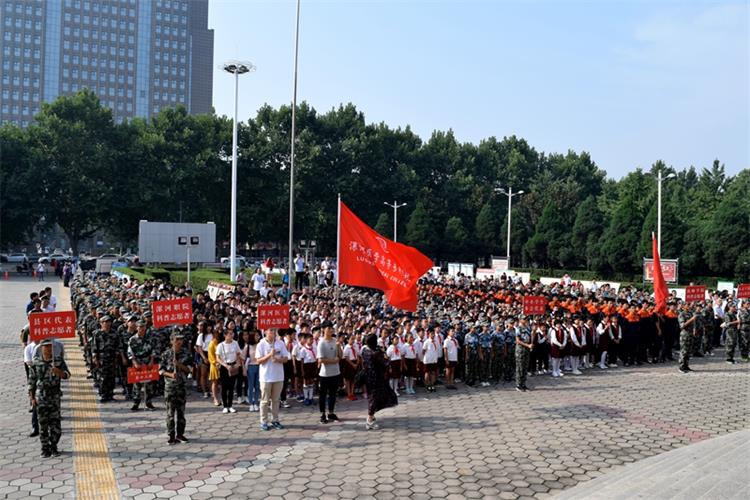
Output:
top-left (685, 285), bottom-right (706, 302)
top-left (523, 295), bottom-right (547, 316)
top-left (737, 284), bottom-right (750, 299)
top-left (152, 298), bottom-right (193, 328)
top-left (257, 304), bottom-right (290, 330)
top-left (644, 259), bottom-right (678, 284)
top-left (29, 311), bottom-right (77, 343)
top-left (127, 364), bottom-right (160, 384)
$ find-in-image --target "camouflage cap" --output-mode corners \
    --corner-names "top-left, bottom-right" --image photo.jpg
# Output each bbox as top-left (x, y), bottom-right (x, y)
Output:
top-left (170, 332), bottom-right (185, 341)
top-left (100, 315), bottom-right (113, 322)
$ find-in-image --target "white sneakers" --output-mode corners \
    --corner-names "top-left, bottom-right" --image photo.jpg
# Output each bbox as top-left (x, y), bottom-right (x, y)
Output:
top-left (229, 407), bottom-right (237, 413)
top-left (572, 370), bottom-right (583, 375)
top-left (222, 408), bottom-right (229, 414)
top-left (222, 407), bottom-right (237, 414)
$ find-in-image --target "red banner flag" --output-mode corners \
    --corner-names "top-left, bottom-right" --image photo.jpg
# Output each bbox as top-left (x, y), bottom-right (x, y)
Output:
top-left (127, 365), bottom-right (160, 384)
top-left (651, 234), bottom-right (668, 314)
top-left (152, 298), bottom-right (193, 328)
top-left (737, 284), bottom-right (750, 299)
top-left (523, 296), bottom-right (547, 316)
top-left (685, 285), bottom-right (706, 302)
top-left (338, 200), bottom-right (432, 312)
top-left (29, 311), bottom-right (77, 343)
top-left (257, 305), bottom-right (290, 330)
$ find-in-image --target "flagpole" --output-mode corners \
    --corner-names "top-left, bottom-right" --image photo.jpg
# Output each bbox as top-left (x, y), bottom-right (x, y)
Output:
top-left (336, 193), bottom-right (341, 286)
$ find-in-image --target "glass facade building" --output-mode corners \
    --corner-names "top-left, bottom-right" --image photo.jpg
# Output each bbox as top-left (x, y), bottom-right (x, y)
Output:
top-left (0, 0), bottom-right (213, 126)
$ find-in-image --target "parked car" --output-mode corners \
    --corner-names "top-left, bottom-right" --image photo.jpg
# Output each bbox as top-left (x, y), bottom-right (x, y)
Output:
top-left (220, 256), bottom-right (248, 270)
top-left (7, 253), bottom-right (28, 264)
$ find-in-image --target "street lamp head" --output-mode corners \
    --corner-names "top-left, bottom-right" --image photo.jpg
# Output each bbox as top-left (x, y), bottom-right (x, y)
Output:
top-left (666, 173), bottom-right (677, 180)
top-left (517, 190), bottom-right (525, 195)
top-left (222, 60), bottom-right (256, 75)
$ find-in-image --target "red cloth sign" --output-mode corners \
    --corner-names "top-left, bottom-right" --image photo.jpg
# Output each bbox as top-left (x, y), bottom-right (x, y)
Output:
top-left (257, 305), bottom-right (290, 330)
top-left (338, 200), bottom-right (432, 312)
top-left (685, 285), bottom-right (706, 303)
top-left (127, 365), bottom-right (160, 384)
top-left (152, 298), bottom-right (193, 328)
top-left (29, 311), bottom-right (77, 343)
top-left (652, 235), bottom-right (668, 314)
top-left (523, 296), bottom-right (547, 316)
top-left (737, 284), bottom-right (750, 299)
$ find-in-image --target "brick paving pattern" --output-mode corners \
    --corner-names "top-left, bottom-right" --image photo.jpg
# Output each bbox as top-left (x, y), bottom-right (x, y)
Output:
top-left (0, 278), bottom-right (748, 499)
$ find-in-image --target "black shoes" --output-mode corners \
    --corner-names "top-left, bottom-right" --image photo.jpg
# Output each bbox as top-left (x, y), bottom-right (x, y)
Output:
top-left (678, 366), bottom-right (689, 373)
top-left (40, 449), bottom-right (51, 458)
top-left (131, 403), bottom-right (140, 411)
top-left (29, 430), bottom-right (39, 438)
top-left (327, 413), bottom-right (339, 422)
top-left (175, 435), bottom-right (190, 443)
top-left (320, 414), bottom-right (329, 424)
top-left (51, 447), bottom-right (61, 457)
top-left (167, 435), bottom-right (177, 445)
top-left (145, 402), bottom-right (156, 411)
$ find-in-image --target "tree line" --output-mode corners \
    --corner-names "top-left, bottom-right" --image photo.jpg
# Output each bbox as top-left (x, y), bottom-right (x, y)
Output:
top-left (1, 89), bottom-right (748, 280)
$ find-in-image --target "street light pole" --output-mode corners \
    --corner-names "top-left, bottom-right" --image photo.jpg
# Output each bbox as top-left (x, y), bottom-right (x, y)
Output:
top-left (222, 61), bottom-right (255, 283)
top-left (383, 200), bottom-right (407, 242)
top-left (288, 0), bottom-right (301, 285)
top-left (495, 186), bottom-right (524, 268)
top-left (656, 170), bottom-right (676, 256)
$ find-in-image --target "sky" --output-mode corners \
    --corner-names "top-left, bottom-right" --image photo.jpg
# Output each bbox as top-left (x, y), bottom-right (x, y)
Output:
top-left (208, 0), bottom-right (748, 179)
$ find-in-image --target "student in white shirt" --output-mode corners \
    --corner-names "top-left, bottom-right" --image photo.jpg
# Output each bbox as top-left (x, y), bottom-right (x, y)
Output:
top-left (194, 322), bottom-right (213, 399)
top-left (216, 326), bottom-right (243, 413)
top-left (402, 333), bottom-right (418, 395)
top-left (422, 329), bottom-right (440, 392)
top-left (443, 328), bottom-right (459, 389)
top-left (251, 268), bottom-right (265, 292)
top-left (385, 337), bottom-right (403, 396)
top-left (342, 335), bottom-right (360, 401)
top-left (256, 328), bottom-right (289, 430)
top-left (243, 331), bottom-right (261, 411)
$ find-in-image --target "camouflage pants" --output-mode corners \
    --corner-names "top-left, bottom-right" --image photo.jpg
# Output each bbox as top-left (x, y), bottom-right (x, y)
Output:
top-left (515, 345), bottom-right (529, 388)
top-left (692, 330), bottom-right (703, 355)
top-left (491, 348), bottom-right (504, 382)
top-left (98, 359), bottom-right (116, 398)
top-left (739, 330), bottom-right (750, 359)
top-left (465, 350), bottom-right (479, 385)
top-left (725, 329), bottom-right (738, 361)
top-left (504, 347), bottom-right (516, 382)
top-left (133, 381), bottom-right (154, 404)
top-left (479, 348), bottom-right (492, 382)
top-left (165, 395), bottom-right (186, 437)
top-left (678, 331), bottom-right (693, 369)
top-left (38, 402), bottom-right (62, 451)
top-left (702, 329), bottom-right (713, 354)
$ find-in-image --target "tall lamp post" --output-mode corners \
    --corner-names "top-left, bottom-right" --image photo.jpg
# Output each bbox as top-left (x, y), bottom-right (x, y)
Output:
top-left (222, 61), bottom-right (255, 283)
top-left (288, 0), bottom-right (302, 285)
top-left (495, 186), bottom-right (524, 267)
top-left (383, 200), bottom-right (407, 242)
top-left (656, 170), bottom-right (676, 255)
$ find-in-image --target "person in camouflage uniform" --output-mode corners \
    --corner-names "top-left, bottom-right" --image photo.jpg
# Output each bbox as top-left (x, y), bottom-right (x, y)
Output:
top-left (691, 303), bottom-right (704, 357)
top-left (701, 301), bottom-right (714, 356)
top-left (160, 332), bottom-right (193, 445)
top-left (93, 315), bottom-right (118, 402)
top-left (478, 324), bottom-right (493, 387)
top-left (738, 301), bottom-right (750, 362)
top-left (128, 319), bottom-right (157, 411)
top-left (515, 317), bottom-right (533, 392)
top-left (503, 320), bottom-right (517, 382)
top-left (118, 311), bottom-right (136, 400)
top-left (28, 340), bottom-right (70, 458)
top-left (463, 327), bottom-right (479, 386)
top-left (723, 303), bottom-right (740, 364)
top-left (490, 325), bottom-right (506, 384)
top-left (678, 304), bottom-right (698, 373)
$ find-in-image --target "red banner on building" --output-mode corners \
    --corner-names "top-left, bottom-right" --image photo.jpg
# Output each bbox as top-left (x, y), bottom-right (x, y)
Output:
top-left (685, 285), bottom-right (706, 302)
top-left (523, 295), bottom-right (547, 316)
top-left (29, 311), bottom-right (77, 343)
top-left (737, 284), bottom-right (750, 299)
top-left (644, 259), bottom-right (678, 284)
top-left (257, 304), bottom-right (290, 330)
top-left (127, 364), bottom-right (160, 384)
top-left (152, 298), bottom-right (193, 328)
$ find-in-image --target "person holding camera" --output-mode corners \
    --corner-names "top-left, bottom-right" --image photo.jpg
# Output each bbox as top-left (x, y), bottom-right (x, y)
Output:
top-left (256, 328), bottom-right (289, 430)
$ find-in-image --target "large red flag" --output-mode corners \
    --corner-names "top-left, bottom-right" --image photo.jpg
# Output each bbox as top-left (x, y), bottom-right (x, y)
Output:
top-left (652, 233), bottom-right (668, 314)
top-left (338, 200), bottom-right (432, 312)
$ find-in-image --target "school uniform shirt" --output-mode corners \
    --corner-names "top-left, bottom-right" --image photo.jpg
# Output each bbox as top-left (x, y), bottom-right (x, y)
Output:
top-left (196, 333), bottom-right (213, 352)
top-left (403, 343), bottom-right (418, 360)
top-left (256, 338), bottom-right (289, 383)
top-left (412, 338), bottom-right (424, 359)
top-left (386, 345), bottom-right (402, 361)
top-left (343, 344), bottom-right (358, 362)
top-left (422, 338), bottom-right (440, 364)
top-left (443, 337), bottom-right (459, 362)
top-left (296, 344), bottom-right (317, 364)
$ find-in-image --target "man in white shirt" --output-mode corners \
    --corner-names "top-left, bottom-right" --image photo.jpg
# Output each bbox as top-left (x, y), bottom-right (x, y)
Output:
top-left (44, 287), bottom-right (57, 311)
top-left (294, 254), bottom-right (305, 290)
top-left (256, 329), bottom-right (289, 430)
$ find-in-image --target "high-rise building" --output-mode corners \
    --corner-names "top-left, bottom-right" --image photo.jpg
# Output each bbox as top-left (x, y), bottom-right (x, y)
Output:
top-left (0, 0), bottom-right (214, 126)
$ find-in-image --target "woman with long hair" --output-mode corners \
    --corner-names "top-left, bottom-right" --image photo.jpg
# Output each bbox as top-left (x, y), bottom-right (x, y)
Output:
top-left (361, 334), bottom-right (397, 430)
top-left (207, 325), bottom-right (223, 406)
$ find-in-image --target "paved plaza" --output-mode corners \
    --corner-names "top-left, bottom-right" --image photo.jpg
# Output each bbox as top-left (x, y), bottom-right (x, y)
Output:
top-left (0, 278), bottom-right (748, 499)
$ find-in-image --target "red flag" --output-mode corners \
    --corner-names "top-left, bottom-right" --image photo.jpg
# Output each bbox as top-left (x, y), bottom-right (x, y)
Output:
top-left (338, 200), bottom-right (432, 311)
top-left (652, 233), bottom-right (668, 314)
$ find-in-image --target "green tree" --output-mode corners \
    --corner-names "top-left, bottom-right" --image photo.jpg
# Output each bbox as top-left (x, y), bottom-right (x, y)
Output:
top-left (572, 196), bottom-right (605, 270)
top-left (374, 212), bottom-right (391, 238)
top-left (475, 202), bottom-right (498, 256)
top-left (703, 170), bottom-right (750, 275)
top-left (444, 216), bottom-right (468, 259)
top-left (405, 201), bottom-right (435, 255)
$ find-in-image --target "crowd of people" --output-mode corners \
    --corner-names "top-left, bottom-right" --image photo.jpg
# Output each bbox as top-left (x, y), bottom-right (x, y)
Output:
top-left (21, 267), bottom-right (750, 454)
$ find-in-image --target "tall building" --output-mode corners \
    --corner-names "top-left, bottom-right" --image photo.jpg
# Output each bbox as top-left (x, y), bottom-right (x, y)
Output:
top-left (0, 0), bottom-right (214, 126)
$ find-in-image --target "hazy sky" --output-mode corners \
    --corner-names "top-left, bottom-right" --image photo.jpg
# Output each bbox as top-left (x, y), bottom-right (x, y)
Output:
top-left (208, 0), bottom-right (748, 179)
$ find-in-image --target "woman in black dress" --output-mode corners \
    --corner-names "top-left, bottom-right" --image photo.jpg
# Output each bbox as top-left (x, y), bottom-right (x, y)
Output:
top-left (361, 334), bottom-right (397, 430)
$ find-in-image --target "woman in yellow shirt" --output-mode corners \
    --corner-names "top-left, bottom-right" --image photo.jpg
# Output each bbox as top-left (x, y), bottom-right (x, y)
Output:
top-left (208, 325), bottom-right (223, 406)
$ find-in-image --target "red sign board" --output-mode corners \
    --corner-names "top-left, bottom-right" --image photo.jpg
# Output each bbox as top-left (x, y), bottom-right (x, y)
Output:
top-left (736, 284), bottom-right (750, 299)
top-left (152, 298), bottom-right (193, 328)
top-left (127, 364), bottom-right (160, 384)
top-left (685, 285), bottom-right (706, 302)
top-left (523, 295), bottom-right (547, 316)
top-left (644, 259), bottom-right (678, 284)
top-left (257, 305), bottom-right (290, 330)
top-left (29, 311), bottom-right (77, 343)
